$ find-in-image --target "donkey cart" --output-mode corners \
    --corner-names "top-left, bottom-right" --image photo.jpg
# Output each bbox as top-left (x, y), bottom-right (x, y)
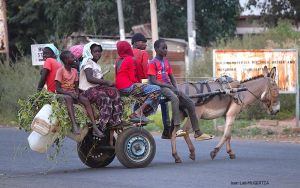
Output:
top-left (76, 121), bottom-right (156, 169)
top-left (76, 87), bottom-right (248, 168)
top-left (27, 101), bottom-right (156, 169)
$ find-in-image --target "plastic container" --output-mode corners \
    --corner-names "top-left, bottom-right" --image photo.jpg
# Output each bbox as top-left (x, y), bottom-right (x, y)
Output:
top-left (27, 131), bottom-right (59, 153)
top-left (31, 104), bottom-right (57, 135)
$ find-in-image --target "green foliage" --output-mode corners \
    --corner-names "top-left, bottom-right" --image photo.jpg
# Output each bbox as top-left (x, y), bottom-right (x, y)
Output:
top-left (17, 90), bottom-right (55, 132)
top-left (156, 0), bottom-right (187, 40)
top-left (17, 90), bottom-right (91, 159)
top-left (7, 0), bottom-right (54, 56)
top-left (195, 0), bottom-right (240, 46)
top-left (0, 58), bottom-right (40, 124)
top-left (7, 0), bottom-right (241, 57)
top-left (246, 0), bottom-right (300, 26)
top-left (17, 90), bottom-right (90, 135)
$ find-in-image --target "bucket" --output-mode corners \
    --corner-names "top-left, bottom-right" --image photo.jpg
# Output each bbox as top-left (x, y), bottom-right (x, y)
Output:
top-left (27, 131), bottom-right (59, 153)
top-left (31, 104), bottom-right (57, 135)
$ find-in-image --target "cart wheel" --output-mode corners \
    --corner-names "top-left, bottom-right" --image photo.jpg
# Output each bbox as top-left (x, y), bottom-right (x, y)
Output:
top-left (115, 127), bottom-right (156, 168)
top-left (77, 130), bottom-right (115, 168)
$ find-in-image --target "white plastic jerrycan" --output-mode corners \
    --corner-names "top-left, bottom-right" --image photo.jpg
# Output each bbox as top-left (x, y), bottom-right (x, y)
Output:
top-left (27, 130), bottom-right (60, 153)
top-left (31, 104), bottom-right (58, 135)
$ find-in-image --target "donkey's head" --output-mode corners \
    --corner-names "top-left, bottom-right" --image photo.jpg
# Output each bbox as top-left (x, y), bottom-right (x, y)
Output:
top-left (260, 66), bottom-right (280, 115)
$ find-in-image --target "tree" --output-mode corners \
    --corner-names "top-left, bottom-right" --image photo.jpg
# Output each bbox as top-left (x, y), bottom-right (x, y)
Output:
top-left (7, 0), bottom-right (53, 57)
top-left (195, 0), bottom-right (240, 46)
top-left (246, 0), bottom-right (300, 26)
top-left (7, 0), bottom-right (240, 57)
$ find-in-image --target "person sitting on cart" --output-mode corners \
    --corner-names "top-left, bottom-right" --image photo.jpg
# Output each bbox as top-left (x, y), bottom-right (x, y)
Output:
top-left (115, 40), bottom-right (161, 124)
top-left (79, 42), bottom-right (123, 136)
top-left (37, 44), bottom-right (62, 93)
top-left (55, 50), bottom-right (103, 137)
top-left (69, 44), bottom-right (84, 74)
top-left (148, 39), bottom-right (214, 141)
top-left (131, 33), bottom-right (171, 138)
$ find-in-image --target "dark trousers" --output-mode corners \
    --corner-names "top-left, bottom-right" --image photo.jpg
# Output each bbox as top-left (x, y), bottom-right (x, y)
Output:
top-left (160, 101), bottom-right (170, 131)
top-left (160, 87), bottom-right (199, 132)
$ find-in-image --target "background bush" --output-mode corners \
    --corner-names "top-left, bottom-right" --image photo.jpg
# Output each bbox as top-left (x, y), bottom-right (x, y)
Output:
top-left (0, 58), bottom-right (40, 124)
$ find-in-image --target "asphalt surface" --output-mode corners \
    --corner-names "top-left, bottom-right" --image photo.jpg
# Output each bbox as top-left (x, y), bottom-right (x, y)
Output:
top-left (1, 127), bottom-right (300, 188)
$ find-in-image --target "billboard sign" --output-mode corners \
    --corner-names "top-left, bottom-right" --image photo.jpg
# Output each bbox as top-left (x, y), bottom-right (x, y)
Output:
top-left (213, 49), bottom-right (298, 93)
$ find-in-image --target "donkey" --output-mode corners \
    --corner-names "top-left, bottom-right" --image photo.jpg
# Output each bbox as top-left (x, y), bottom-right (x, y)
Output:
top-left (170, 66), bottom-right (280, 163)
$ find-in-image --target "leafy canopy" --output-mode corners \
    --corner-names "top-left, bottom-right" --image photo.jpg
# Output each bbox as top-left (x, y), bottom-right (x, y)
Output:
top-left (7, 0), bottom-right (240, 56)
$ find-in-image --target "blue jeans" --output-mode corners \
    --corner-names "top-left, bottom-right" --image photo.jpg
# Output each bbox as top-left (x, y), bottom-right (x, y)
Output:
top-left (160, 101), bottom-right (170, 131)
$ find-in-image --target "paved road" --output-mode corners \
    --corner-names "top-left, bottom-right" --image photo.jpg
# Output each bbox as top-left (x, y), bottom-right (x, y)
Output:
top-left (1, 128), bottom-right (300, 188)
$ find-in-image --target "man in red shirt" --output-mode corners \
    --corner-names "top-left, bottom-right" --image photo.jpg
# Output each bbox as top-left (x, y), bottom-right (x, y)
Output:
top-left (131, 33), bottom-right (149, 82)
top-left (148, 39), bottom-right (213, 141)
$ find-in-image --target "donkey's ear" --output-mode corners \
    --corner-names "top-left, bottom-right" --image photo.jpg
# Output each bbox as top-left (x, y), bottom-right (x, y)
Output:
top-left (269, 67), bottom-right (276, 79)
top-left (263, 66), bottom-right (268, 77)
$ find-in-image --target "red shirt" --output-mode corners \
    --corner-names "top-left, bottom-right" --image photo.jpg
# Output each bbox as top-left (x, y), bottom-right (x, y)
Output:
top-left (115, 56), bottom-right (138, 90)
top-left (132, 48), bottom-right (148, 82)
top-left (43, 58), bottom-right (62, 92)
top-left (147, 58), bottom-right (173, 84)
top-left (55, 67), bottom-right (78, 92)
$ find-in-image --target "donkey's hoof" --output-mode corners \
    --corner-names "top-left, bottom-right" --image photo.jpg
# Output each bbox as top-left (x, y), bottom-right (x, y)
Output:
top-left (189, 153), bottom-right (196, 161)
top-left (229, 154), bottom-right (236, 159)
top-left (210, 150), bottom-right (217, 160)
top-left (175, 158), bottom-right (182, 163)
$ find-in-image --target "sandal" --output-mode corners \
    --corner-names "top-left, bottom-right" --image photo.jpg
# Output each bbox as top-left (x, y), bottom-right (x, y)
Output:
top-left (175, 129), bottom-right (187, 137)
top-left (195, 133), bottom-right (214, 141)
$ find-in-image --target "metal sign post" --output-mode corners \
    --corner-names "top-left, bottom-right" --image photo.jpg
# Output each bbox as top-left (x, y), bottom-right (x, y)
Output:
top-left (296, 49), bottom-right (299, 127)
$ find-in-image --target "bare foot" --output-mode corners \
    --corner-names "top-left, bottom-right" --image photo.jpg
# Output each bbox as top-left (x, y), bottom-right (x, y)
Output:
top-left (92, 125), bottom-right (105, 138)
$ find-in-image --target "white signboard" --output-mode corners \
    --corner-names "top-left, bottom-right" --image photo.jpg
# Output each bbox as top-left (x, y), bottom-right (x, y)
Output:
top-left (31, 44), bottom-right (51, 66)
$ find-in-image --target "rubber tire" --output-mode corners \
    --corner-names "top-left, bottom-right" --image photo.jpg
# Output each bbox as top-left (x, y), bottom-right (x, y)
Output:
top-left (115, 127), bottom-right (156, 168)
top-left (77, 129), bottom-right (115, 168)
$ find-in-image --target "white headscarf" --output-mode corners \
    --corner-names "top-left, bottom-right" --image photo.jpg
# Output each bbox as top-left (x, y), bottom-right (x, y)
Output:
top-left (80, 41), bottom-right (101, 70)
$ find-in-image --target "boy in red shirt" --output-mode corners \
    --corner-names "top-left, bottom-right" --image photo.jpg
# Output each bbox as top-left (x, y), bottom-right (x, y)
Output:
top-left (132, 33), bottom-right (171, 139)
top-left (148, 39), bottom-right (213, 141)
top-left (55, 50), bottom-right (103, 138)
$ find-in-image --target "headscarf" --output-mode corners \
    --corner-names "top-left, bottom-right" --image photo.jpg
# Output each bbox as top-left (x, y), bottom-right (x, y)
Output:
top-left (45, 44), bottom-right (61, 63)
top-left (116, 41), bottom-right (134, 59)
top-left (69, 44), bottom-right (84, 59)
top-left (80, 41), bottom-right (101, 70)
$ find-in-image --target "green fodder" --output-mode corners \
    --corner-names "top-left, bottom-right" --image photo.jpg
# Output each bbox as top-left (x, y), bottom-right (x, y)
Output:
top-left (0, 58), bottom-right (40, 124)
